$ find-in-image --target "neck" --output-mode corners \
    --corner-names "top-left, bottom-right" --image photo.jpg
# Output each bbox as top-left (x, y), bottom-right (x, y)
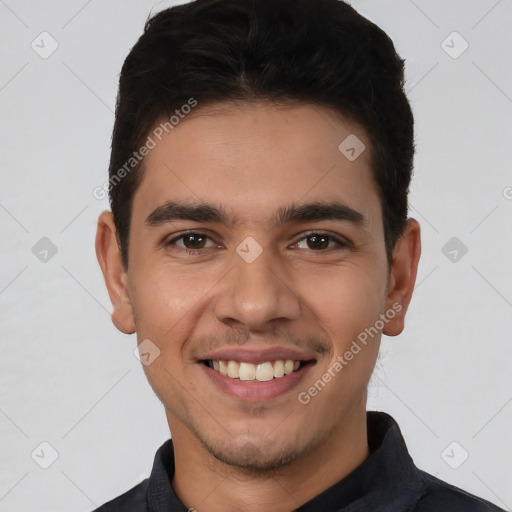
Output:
top-left (170, 405), bottom-right (370, 512)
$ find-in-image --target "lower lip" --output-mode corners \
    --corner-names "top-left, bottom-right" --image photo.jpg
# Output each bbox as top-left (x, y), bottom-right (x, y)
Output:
top-left (199, 362), bottom-right (314, 401)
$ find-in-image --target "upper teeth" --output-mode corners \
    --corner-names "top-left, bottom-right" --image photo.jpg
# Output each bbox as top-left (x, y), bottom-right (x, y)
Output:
top-left (210, 360), bottom-right (301, 381)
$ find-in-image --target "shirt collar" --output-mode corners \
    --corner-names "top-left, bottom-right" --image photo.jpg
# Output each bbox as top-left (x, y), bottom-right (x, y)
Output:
top-left (146, 411), bottom-right (425, 512)
top-left (296, 411), bottom-right (425, 511)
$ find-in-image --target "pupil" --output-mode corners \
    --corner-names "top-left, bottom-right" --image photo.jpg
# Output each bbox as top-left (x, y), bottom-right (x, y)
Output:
top-left (308, 235), bottom-right (328, 250)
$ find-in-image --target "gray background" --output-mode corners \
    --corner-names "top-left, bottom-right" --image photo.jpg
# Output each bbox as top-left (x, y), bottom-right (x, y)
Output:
top-left (0, 0), bottom-right (511, 510)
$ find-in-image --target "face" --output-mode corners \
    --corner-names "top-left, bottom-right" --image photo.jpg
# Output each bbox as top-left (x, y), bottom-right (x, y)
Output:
top-left (97, 102), bottom-right (420, 472)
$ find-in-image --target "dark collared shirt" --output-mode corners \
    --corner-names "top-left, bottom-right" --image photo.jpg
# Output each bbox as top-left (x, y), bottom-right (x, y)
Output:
top-left (93, 411), bottom-right (504, 511)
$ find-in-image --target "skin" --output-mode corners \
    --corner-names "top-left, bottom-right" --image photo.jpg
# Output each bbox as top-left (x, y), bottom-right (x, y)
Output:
top-left (96, 102), bottom-right (421, 512)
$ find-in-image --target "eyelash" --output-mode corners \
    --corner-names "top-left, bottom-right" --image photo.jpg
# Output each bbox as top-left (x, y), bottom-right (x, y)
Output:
top-left (164, 231), bottom-right (351, 255)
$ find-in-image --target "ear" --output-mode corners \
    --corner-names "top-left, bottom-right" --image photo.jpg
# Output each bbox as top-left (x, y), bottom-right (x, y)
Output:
top-left (95, 211), bottom-right (136, 334)
top-left (383, 218), bottom-right (421, 337)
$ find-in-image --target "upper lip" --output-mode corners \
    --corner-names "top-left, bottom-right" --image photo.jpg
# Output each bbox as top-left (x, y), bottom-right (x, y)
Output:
top-left (199, 346), bottom-right (317, 365)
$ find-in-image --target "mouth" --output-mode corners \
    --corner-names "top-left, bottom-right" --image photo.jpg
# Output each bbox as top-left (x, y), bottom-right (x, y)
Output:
top-left (201, 358), bottom-right (315, 381)
top-left (198, 356), bottom-right (316, 401)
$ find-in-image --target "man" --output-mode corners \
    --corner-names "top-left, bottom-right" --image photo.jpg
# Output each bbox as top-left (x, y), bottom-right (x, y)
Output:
top-left (94, 0), bottom-right (504, 510)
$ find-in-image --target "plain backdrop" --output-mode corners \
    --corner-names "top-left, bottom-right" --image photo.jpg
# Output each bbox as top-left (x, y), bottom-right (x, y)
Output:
top-left (0, 0), bottom-right (511, 510)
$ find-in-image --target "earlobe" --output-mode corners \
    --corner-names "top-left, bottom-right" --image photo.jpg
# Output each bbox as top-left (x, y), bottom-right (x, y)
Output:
top-left (383, 218), bottom-right (421, 337)
top-left (95, 211), bottom-right (136, 335)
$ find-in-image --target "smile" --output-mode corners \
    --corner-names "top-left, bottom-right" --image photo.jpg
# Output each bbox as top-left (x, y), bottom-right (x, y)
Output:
top-left (204, 359), bottom-right (309, 381)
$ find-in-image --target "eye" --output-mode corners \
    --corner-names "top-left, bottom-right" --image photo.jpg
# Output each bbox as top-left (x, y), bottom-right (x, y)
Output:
top-left (295, 232), bottom-right (348, 251)
top-left (165, 232), bottom-right (218, 253)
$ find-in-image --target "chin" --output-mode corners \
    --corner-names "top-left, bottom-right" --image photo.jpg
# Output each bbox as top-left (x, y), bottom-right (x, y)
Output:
top-left (199, 432), bottom-right (312, 473)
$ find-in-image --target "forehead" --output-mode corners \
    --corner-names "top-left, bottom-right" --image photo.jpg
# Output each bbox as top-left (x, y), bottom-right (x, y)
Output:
top-left (132, 102), bottom-right (381, 228)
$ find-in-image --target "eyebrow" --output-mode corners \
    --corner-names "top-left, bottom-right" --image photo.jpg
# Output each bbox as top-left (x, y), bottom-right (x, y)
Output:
top-left (145, 200), bottom-right (366, 229)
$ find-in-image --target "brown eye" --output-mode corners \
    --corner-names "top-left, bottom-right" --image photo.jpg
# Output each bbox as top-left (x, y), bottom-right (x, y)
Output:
top-left (296, 233), bottom-right (348, 251)
top-left (165, 232), bottom-right (217, 253)
top-left (305, 235), bottom-right (330, 250)
top-left (181, 234), bottom-right (207, 249)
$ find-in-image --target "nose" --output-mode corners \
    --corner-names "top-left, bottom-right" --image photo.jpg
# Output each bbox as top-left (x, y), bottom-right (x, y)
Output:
top-left (212, 246), bottom-right (301, 331)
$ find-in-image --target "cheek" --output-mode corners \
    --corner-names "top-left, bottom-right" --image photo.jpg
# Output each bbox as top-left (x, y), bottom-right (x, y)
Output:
top-left (295, 269), bottom-right (384, 416)
top-left (132, 267), bottom-right (209, 417)
top-left (304, 264), bottom-right (386, 340)
top-left (131, 263), bottom-right (213, 332)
